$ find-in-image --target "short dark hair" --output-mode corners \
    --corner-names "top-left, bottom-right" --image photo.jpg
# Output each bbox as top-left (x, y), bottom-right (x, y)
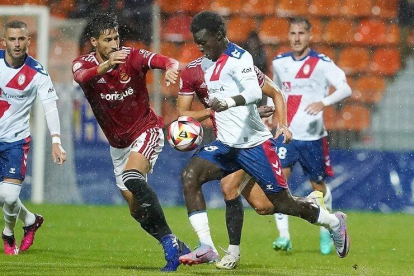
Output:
top-left (86, 12), bottom-right (119, 39)
top-left (190, 11), bottom-right (226, 36)
top-left (4, 20), bottom-right (28, 32)
top-left (289, 17), bottom-right (312, 31)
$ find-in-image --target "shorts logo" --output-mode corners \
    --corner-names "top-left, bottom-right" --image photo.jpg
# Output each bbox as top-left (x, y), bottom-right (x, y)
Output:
top-left (9, 168), bottom-right (16, 174)
top-left (204, 146), bottom-right (218, 152)
top-left (282, 82), bottom-right (291, 92)
top-left (18, 74), bottom-right (26, 86)
top-left (266, 184), bottom-right (273, 190)
top-left (119, 72), bottom-right (131, 84)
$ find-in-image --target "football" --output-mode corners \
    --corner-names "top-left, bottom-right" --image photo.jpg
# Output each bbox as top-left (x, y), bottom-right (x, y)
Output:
top-left (167, 116), bottom-right (203, 151)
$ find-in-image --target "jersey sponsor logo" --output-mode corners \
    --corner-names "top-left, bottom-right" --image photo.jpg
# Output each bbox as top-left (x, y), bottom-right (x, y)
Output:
top-left (1, 90), bottom-right (24, 99)
top-left (18, 74), bottom-right (26, 86)
top-left (73, 62), bottom-right (82, 72)
top-left (119, 72), bottom-right (131, 84)
top-left (282, 82), bottom-right (291, 92)
top-left (100, 87), bottom-right (134, 101)
top-left (241, 67), bottom-right (252, 73)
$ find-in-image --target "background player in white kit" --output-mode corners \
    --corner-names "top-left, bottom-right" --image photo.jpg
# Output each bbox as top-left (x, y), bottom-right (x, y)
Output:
top-left (179, 11), bottom-right (350, 267)
top-left (0, 21), bottom-right (66, 255)
top-left (272, 17), bottom-right (352, 254)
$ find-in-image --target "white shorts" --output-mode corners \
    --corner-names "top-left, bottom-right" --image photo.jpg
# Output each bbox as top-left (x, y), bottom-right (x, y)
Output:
top-left (110, 127), bottom-right (164, 191)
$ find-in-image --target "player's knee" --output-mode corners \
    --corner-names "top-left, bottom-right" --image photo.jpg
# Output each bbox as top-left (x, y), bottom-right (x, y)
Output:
top-left (2, 191), bottom-right (19, 206)
top-left (254, 205), bottom-right (274, 215)
top-left (221, 185), bottom-right (239, 201)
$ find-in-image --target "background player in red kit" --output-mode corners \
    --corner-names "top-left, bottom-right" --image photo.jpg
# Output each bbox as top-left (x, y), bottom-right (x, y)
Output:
top-left (72, 13), bottom-right (190, 272)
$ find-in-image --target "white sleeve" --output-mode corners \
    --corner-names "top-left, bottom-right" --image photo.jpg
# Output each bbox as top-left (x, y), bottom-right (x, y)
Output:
top-left (272, 61), bottom-right (283, 89)
top-left (37, 74), bottom-right (59, 103)
top-left (42, 100), bottom-right (61, 136)
top-left (322, 61), bottom-right (352, 106)
top-left (232, 55), bottom-right (262, 104)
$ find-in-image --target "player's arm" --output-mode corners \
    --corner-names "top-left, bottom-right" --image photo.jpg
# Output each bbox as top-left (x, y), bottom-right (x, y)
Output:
top-left (177, 95), bottom-right (211, 122)
top-left (305, 61), bottom-right (352, 115)
top-left (210, 57), bottom-right (262, 112)
top-left (72, 51), bottom-right (127, 83)
top-left (145, 52), bottom-right (180, 86)
top-left (38, 76), bottom-right (66, 165)
top-left (261, 75), bottom-right (292, 143)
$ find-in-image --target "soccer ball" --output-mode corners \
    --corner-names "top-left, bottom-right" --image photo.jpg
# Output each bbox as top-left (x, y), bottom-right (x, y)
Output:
top-left (167, 116), bottom-right (203, 151)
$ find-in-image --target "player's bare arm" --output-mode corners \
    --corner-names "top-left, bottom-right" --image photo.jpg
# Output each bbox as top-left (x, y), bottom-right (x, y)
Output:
top-left (177, 94), bottom-right (211, 122)
top-left (261, 75), bottom-right (292, 143)
top-left (165, 67), bottom-right (179, 86)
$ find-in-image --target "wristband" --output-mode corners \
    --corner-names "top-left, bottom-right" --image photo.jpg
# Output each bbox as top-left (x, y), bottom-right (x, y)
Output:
top-left (52, 136), bottom-right (61, 144)
top-left (224, 97), bottom-right (236, 108)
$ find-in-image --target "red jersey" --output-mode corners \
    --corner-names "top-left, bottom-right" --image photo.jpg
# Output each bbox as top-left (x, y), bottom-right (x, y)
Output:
top-left (73, 47), bottom-right (178, 148)
top-left (179, 57), bottom-right (266, 132)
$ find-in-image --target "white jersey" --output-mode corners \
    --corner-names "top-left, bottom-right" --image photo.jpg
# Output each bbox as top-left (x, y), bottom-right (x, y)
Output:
top-left (202, 43), bottom-right (272, 148)
top-left (0, 50), bottom-right (58, 143)
top-left (272, 49), bottom-right (347, 141)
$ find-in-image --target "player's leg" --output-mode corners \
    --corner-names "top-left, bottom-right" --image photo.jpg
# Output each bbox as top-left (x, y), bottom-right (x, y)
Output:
top-left (111, 128), bottom-right (190, 271)
top-left (237, 139), bottom-right (350, 258)
top-left (299, 137), bottom-right (334, 255)
top-left (0, 138), bottom-right (36, 255)
top-left (180, 141), bottom-right (237, 265)
top-left (179, 157), bottom-right (223, 265)
top-left (272, 138), bottom-right (297, 251)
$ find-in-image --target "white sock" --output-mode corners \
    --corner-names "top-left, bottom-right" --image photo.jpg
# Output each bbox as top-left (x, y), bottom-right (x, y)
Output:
top-left (17, 199), bottom-right (36, 226)
top-left (228, 244), bottom-right (240, 256)
top-left (0, 182), bottom-right (5, 208)
top-left (324, 185), bottom-right (332, 212)
top-left (189, 212), bottom-right (218, 253)
top-left (317, 207), bottom-right (339, 231)
top-left (1, 182), bottom-right (22, 236)
top-left (274, 213), bottom-right (290, 239)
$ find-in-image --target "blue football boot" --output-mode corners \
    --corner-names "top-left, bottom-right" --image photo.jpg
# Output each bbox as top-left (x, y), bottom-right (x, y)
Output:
top-left (160, 234), bottom-right (191, 272)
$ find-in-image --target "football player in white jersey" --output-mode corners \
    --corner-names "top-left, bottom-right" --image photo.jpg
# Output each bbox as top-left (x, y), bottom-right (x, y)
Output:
top-left (0, 21), bottom-right (66, 255)
top-left (271, 17), bottom-right (352, 255)
top-left (179, 11), bottom-right (350, 267)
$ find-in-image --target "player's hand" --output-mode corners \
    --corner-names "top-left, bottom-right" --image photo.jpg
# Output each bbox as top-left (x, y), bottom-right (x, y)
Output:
top-left (305, 101), bottom-right (325, 115)
top-left (165, 68), bottom-right (178, 86)
top-left (209, 98), bottom-right (229, 112)
top-left (275, 125), bottom-right (293, 144)
top-left (258, 105), bottom-right (275, 118)
top-left (108, 50), bottom-right (127, 68)
top-left (52, 143), bottom-right (66, 165)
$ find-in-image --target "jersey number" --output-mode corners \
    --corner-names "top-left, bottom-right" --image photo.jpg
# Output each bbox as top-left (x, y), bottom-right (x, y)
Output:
top-left (0, 89), bottom-right (11, 118)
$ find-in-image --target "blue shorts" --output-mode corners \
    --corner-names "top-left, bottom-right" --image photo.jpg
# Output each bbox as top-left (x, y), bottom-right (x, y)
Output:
top-left (0, 137), bottom-right (31, 181)
top-left (194, 139), bottom-right (287, 194)
top-left (276, 136), bottom-right (334, 183)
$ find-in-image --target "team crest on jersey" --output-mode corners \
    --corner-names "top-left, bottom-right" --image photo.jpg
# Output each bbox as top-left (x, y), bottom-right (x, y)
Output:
top-left (303, 64), bottom-right (310, 75)
top-left (119, 72), bottom-right (131, 84)
top-left (73, 62), bottom-right (82, 72)
top-left (18, 74), bottom-right (26, 86)
top-left (282, 82), bottom-right (291, 92)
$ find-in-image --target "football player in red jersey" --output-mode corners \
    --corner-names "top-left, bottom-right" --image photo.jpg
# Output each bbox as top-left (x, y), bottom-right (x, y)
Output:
top-left (177, 58), bottom-right (292, 268)
top-left (72, 13), bottom-right (190, 272)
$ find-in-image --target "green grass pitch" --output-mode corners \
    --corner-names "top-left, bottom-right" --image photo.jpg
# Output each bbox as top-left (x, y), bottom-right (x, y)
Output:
top-left (0, 204), bottom-right (413, 275)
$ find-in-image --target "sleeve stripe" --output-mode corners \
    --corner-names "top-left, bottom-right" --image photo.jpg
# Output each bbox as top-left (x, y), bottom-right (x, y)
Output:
top-left (148, 53), bottom-right (156, 69)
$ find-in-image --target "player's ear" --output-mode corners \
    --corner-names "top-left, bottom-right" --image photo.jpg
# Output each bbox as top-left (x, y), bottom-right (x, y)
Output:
top-left (216, 30), bottom-right (225, 41)
top-left (2, 38), bottom-right (5, 47)
top-left (90, 37), bottom-right (97, 48)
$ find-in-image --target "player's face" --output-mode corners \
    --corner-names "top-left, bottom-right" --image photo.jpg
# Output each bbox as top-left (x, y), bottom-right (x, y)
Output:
top-left (192, 29), bottom-right (222, 61)
top-left (2, 28), bottom-right (30, 61)
top-left (288, 23), bottom-right (311, 55)
top-left (92, 29), bottom-right (120, 61)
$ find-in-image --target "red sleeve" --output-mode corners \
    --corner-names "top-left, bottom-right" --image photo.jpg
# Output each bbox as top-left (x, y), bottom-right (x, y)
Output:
top-left (130, 48), bottom-right (178, 71)
top-left (179, 67), bottom-right (195, 95)
top-left (72, 58), bottom-right (99, 83)
top-left (254, 66), bottom-right (265, 88)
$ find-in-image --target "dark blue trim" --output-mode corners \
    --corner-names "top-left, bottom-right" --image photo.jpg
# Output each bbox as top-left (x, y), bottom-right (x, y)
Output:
top-left (224, 42), bottom-right (245, 59)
